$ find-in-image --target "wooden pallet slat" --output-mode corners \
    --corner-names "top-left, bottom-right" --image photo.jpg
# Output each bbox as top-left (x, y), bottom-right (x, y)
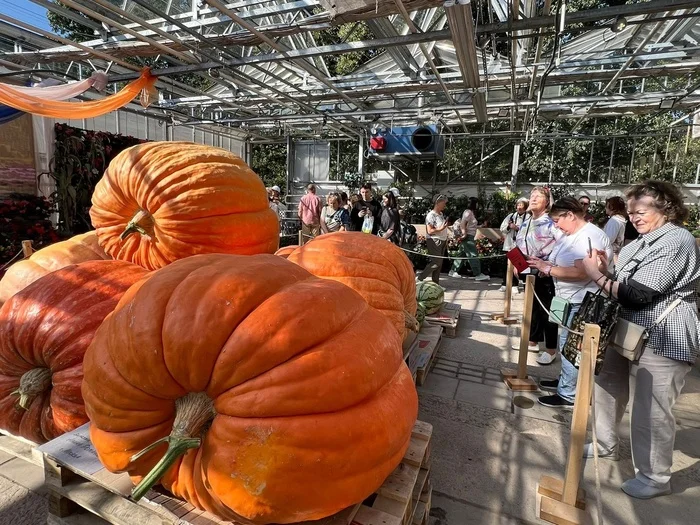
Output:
top-left (0, 429), bottom-right (43, 466)
top-left (39, 421), bottom-right (433, 525)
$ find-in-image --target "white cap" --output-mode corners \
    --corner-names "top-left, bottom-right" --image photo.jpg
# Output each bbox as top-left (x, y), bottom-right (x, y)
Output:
top-left (389, 187), bottom-right (400, 197)
top-left (271, 185), bottom-right (281, 193)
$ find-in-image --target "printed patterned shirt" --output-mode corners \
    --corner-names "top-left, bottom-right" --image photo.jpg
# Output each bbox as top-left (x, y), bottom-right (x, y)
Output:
top-left (515, 213), bottom-right (562, 260)
top-left (616, 222), bottom-right (700, 363)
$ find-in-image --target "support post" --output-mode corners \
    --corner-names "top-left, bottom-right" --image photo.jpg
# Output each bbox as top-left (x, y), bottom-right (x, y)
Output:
top-left (21, 240), bottom-right (33, 259)
top-left (298, 230), bottom-right (304, 246)
top-left (502, 275), bottom-right (537, 390)
top-left (537, 323), bottom-right (601, 525)
top-left (491, 260), bottom-right (518, 325)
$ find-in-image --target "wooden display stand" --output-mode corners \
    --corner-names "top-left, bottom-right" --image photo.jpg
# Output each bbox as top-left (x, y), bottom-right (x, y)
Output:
top-left (502, 274), bottom-right (537, 391)
top-left (39, 421), bottom-right (434, 525)
top-left (491, 260), bottom-right (519, 325)
top-left (536, 324), bottom-right (600, 525)
top-left (425, 302), bottom-right (461, 338)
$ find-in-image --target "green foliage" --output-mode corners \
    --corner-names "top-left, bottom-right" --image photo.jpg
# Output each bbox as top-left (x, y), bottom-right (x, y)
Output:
top-left (329, 140), bottom-right (359, 181)
top-left (251, 142), bottom-right (287, 193)
top-left (46, 123), bottom-right (145, 234)
top-left (47, 1), bottom-right (95, 42)
top-left (313, 22), bottom-right (381, 77)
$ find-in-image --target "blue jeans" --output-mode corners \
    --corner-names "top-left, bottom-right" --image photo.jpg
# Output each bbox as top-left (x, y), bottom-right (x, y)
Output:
top-left (557, 302), bottom-right (581, 403)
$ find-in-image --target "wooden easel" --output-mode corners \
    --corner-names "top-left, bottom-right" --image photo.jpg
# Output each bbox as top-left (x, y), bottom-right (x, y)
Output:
top-left (502, 274), bottom-right (537, 390)
top-left (491, 260), bottom-right (519, 325)
top-left (537, 323), bottom-right (601, 525)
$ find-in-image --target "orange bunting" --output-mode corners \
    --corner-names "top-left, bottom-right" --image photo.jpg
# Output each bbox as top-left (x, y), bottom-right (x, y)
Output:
top-left (0, 69), bottom-right (157, 119)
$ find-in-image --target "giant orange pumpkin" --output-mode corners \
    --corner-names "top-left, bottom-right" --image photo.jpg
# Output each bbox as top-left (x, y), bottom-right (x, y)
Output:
top-left (273, 245), bottom-right (298, 259)
top-left (89, 142), bottom-right (279, 271)
top-left (0, 232), bottom-right (109, 305)
top-left (287, 232), bottom-right (418, 339)
top-left (0, 260), bottom-right (148, 443)
top-left (82, 254), bottom-right (417, 524)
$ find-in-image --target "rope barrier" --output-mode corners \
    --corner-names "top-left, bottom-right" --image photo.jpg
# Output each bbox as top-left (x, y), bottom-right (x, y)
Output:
top-left (0, 249), bottom-right (25, 272)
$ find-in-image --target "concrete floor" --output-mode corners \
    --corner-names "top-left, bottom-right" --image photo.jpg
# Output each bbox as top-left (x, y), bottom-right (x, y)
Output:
top-left (0, 275), bottom-right (698, 525)
top-left (422, 275), bottom-right (700, 525)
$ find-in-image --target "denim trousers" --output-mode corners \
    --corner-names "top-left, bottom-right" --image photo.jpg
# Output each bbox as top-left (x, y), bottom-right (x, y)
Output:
top-left (557, 302), bottom-right (581, 402)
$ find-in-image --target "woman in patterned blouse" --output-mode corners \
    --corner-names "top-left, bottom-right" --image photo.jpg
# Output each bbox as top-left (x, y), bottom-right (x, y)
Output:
top-left (515, 187), bottom-right (563, 356)
top-left (582, 180), bottom-right (700, 499)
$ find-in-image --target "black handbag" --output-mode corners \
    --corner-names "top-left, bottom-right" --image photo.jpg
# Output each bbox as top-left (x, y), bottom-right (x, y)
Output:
top-left (561, 289), bottom-right (621, 374)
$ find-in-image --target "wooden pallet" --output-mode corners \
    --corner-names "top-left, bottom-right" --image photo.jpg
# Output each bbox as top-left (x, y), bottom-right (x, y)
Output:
top-left (0, 428), bottom-right (42, 466)
top-left (405, 324), bottom-right (442, 387)
top-left (425, 302), bottom-right (461, 338)
top-left (39, 421), bottom-right (433, 525)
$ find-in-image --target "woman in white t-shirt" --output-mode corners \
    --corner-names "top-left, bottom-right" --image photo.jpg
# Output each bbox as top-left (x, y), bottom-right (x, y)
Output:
top-left (417, 195), bottom-right (449, 284)
top-left (603, 196), bottom-right (627, 264)
top-left (527, 197), bottom-right (612, 409)
top-left (449, 197), bottom-right (490, 281)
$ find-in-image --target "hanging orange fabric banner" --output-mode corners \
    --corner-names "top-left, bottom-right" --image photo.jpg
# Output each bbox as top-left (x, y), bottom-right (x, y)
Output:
top-left (0, 69), bottom-right (157, 119)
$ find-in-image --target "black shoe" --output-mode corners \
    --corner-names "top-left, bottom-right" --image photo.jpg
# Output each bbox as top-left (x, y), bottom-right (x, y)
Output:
top-left (537, 394), bottom-right (574, 409)
top-left (539, 379), bottom-right (559, 393)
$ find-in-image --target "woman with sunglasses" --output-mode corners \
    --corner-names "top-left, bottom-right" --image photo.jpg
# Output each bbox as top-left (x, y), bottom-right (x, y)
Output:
top-left (527, 197), bottom-right (612, 408)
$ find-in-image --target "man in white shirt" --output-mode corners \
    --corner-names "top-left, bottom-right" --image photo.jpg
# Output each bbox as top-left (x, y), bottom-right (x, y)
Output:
top-left (417, 195), bottom-right (449, 284)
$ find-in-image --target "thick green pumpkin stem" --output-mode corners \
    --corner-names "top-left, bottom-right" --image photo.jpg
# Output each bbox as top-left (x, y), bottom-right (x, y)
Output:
top-left (130, 392), bottom-right (215, 502)
top-left (120, 209), bottom-right (151, 241)
top-left (12, 367), bottom-right (52, 410)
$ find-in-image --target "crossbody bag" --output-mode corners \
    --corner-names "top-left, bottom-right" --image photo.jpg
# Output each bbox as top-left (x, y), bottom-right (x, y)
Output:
top-left (609, 297), bottom-right (682, 361)
top-left (607, 237), bottom-right (678, 361)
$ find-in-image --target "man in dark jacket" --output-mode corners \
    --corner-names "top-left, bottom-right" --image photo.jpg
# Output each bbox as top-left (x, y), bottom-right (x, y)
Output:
top-left (350, 183), bottom-right (382, 234)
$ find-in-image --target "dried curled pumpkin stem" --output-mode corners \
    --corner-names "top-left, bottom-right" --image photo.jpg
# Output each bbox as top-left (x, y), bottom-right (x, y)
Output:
top-left (120, 209), bottom-right (151, 241)
top-left (131, 392), bottom-right (215, 501)
top-left (404, 310), bottom-right (419, 332)
top-left (12, 367), bottom-right (52, 410)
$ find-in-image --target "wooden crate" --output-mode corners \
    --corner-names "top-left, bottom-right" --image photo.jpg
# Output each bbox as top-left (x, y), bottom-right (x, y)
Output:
top-left (425, 302), bottom-right (461, 338)
top-left (406, 324), bottom-right (442, 387)
top-left (0, 428), bottom-right (43, 467)
top-left (39, 421), bottom-right (433, 525)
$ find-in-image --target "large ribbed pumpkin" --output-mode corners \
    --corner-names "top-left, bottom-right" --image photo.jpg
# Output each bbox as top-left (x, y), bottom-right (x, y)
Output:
top-left (0, 260), bottom-right (148, 443)
top-left (274, 245), bottom-right (298, 259)
top-left (89, 142), bottom-right (279, 271)
top-left (82, 254), bottom-right (417, 524)
top-left (287, 232), bottom-right (418, 339)
top-left (0, 232), bottom-right (109, 305)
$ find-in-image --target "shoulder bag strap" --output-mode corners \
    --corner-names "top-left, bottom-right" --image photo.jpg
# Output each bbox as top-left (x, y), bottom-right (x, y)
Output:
top-left (650, 297), bottom-right (683, 329)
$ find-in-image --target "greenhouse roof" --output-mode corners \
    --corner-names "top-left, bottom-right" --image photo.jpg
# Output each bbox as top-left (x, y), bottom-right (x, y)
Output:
top-left (2, 0), bottom-right (700, 140)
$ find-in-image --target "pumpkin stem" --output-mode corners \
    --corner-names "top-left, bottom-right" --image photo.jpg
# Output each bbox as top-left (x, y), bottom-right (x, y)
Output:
top-left (404, 310), bottom-right (419, 332)
top-left (11, 367), bottom-right (52, 410)
top-left (130, 392), bottom-right (215, 502)
top-left (120, 209), bottom-right (151, 241)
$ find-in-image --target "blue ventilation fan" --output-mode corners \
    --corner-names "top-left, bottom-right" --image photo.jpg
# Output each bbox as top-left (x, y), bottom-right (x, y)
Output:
top-left (368, 125), bottom-right (445, 160)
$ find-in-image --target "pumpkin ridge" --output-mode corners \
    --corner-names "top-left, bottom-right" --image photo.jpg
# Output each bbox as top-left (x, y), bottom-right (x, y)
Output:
top-left (203, 273), bottom-right (341, 396)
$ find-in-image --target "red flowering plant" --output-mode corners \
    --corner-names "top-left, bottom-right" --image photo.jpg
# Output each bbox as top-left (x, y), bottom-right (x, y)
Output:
top-left (43, 123), bottom-right (147, 234)
top-left (0, 193), bottom-right (60, 273)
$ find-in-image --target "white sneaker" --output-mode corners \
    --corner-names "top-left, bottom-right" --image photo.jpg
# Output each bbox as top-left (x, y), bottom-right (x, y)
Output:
top-left (474, 274), bottom-right (491, 281)
top-left (512, 343), bottom-right (540, 352)
top-left (448, 271), bottom-right (464, 279)
top-left (498, 285), bottom-right (506, 292)
top-left (536, 351), bottom-right (557, 365)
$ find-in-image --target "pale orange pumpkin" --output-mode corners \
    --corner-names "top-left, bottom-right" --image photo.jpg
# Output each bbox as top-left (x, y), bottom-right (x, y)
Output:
top-left (0, 232), bottom-right (109, 305)
top-left (89, 142), bottom-right (279, 270)
top-left (274, 245), bottom-right (298, 259)
top-left (288, 232), bottom-right (418, 339)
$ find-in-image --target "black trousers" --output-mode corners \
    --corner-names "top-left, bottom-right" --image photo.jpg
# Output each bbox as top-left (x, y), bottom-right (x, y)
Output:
top-left (529, 275), bottom-right (558, 349)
